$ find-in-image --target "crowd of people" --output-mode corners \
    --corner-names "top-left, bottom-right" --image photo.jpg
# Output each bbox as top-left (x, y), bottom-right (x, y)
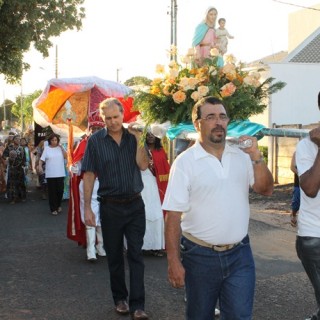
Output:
top-left (0, 128), bottom-right (35, 203)
top-left (2, 92), bottom-right (320, 319)
top-left (1, 5), bottom-right (319, 317)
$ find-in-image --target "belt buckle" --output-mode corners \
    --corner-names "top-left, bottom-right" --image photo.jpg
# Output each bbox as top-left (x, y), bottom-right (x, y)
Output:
top-left (212, 243), bottom-right (235, 252)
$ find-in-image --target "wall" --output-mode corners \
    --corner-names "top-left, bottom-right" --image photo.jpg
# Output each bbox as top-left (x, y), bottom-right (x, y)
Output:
top-left (288, 3), bottom-right (320, 52)
top-left (269, 63), bottom-right (320, 125)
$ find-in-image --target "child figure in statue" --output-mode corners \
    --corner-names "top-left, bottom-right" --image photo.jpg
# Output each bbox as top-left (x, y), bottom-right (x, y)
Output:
top-left (216, 18), bottom-right (234, 55)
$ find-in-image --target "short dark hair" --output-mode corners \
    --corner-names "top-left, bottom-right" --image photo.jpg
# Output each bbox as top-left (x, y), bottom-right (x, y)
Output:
top-left (218, 18), bottom-right (226, 23)
top-left (47, 133), bottom-right (60, 145)
top-left (192, 96), bottom-right (225, 122)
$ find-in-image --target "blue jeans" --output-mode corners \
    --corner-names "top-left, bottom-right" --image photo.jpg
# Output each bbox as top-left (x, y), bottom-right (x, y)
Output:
top-left (296, 236), bottom-right (320, 319)
top-left (181, 234), bottom-right (255, 320)
top-left (291, 186), bottom-right (300, 213)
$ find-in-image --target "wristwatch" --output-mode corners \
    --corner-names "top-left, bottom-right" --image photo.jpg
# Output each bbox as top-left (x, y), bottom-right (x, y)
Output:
top-left (252, 153), bottom-right (264, 165)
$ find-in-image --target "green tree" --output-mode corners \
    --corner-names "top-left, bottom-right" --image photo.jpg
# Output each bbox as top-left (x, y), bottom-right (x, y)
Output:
top-left (0, 0), bottom-right (85, 83)
top-left (0, 99), bottom-right (16, 129)
top-left (124, 76), bottom-right (152, 87)
top-left (11, 89), bottom-right (42, 130)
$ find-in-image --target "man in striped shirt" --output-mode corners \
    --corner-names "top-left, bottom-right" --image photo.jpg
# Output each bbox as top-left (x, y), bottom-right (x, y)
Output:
top-left (82, 98), bottom-right (149, 320)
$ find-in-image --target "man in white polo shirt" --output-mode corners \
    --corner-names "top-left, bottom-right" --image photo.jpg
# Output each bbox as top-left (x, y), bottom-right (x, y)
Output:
top-left (163, 96), bottom-right (274, 320)
top-left (295, 92), bottom-right (320, 320)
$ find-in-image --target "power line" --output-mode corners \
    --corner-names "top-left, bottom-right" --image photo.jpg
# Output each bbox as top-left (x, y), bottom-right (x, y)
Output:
top-left (272, 0), bottom-right (320, 11)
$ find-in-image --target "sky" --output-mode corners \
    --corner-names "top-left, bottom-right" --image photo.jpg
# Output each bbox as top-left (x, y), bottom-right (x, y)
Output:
top-left (1, 0), bottom-right (319, 100)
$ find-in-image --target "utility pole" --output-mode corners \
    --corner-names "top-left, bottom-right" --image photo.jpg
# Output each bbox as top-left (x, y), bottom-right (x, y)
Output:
top-left (20, 82), bottom-right (24, 132)
top-left (170, 0), bottom-right (178, 61)
top-left (2, 89), bottom-right (6, 125)
top-left (55, 45), bottom-right (58, 78)
top-left (116, 68), bottom-right (121, 82)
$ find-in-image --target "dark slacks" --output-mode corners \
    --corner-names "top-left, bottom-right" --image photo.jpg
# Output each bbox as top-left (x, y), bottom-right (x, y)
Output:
top-left (46, 177), bottom-right (64, 212)
top-left (100, 196), bottom-right (146, 312)
top-left (296, 236), bottom-right (320, 319)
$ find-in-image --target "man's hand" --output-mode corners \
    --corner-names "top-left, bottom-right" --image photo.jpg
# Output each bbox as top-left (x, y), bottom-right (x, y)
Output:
top-left (237, 135), bottom-right (262, 161)
top-left (127, 122), bottom-right (143, 140)
top-left (84, 208), bottom-right (96, 227)
top-left (168, 259), bottom-right (185, 289)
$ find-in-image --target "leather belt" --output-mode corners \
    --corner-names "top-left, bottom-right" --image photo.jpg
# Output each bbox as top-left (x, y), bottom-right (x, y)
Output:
top-left (199, 43), bottom-right (211, 47)
top-left (182, 231), bottom-right (240, 252)
top-left (98, 193), bottom-right (141, 204)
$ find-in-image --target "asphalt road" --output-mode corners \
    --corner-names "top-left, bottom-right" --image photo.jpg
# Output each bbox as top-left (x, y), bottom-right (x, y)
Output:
top-left (0, 181), bottom-right (316, 320)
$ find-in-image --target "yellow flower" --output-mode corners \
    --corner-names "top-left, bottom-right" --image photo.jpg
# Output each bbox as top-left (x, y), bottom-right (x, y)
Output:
top-left (224, 54), bottom-right (236, 64)
top-left (243, 75), bottom-right (261, 87)
top-left (150, 86), bottom-right (161, 95)
top-left (151, 78), bottom-right (162, 85)
top-left (155, 64), bottom-right (165, 74)
top-left (163, 84), bottom-right (171, 96)
top-left (191, 91), bottom-right (200, 102)
top-left (172, 90), bottom-right (187, 104)
top-left (198, 85), bottom-right (209, 97)
top-left (220, 82), bottom-right (237, 97)
top-left (210, 48), bottom-right (220, 57)
top-left (169, 60), bottom-right (178, 69)
top-left (169, 68), bottom-right (179, 80)
top-left (132, 46), bottom-right (286, 126)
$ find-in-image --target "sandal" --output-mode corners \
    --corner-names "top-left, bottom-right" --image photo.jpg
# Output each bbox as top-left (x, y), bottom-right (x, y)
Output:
top-left (290, 215), bottom-right (297, 227)
top-left (151, 250), bottom-right (164, 257)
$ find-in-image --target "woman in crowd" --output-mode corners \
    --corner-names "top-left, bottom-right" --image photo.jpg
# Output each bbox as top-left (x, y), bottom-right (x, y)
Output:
top-left (0, 141), bottom-right (7, 194)
top-left (34, 140), bottom-right (48, 199)
top-left (39, 133), bottom-right (67, 215)
top-left (142, 133), bottom-right (170, 256)
top-left (20, 137), bottom-right (31, 187)
top-left (2, 135), bottom-right (27, 203)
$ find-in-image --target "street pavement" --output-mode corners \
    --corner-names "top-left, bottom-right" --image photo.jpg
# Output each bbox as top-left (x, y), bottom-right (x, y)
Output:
top-left (0, 180), bottom-right (316, 320)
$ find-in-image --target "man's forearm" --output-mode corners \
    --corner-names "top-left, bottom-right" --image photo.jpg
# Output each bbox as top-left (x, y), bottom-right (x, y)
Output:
top-left (83, 172), bottom-right (95, 210)
top-left (165, 211), bottom-right (182, 262)
top-left (300, 150), bottom-right (320, 197)
top-left (136, 144), bottom-right (149, 170)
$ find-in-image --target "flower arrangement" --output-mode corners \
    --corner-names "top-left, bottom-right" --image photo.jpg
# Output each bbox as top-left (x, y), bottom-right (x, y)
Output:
top-left (132, 46), bottom-right (286, 126)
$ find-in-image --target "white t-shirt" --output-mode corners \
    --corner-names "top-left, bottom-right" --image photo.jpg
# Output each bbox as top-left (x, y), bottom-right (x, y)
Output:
top-left (162, 140), bottom-right (254, 245)
top-left (296, 137), bottom-right (320, 237)
top-left (40, 146), bottom-right (66, 178)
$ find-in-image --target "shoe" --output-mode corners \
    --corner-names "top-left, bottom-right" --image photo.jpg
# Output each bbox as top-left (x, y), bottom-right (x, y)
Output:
top-left (131, 309), bottom-right (148, 319)
top-left (115, 300), bottom-right (129, 315)
top-left (215, 308), bottom-right (220, 317)
top-left (151, 250), bottom-right (164, 257)
top-left (51, 211), bottom-right (58, 216)
top-left (57, 207), bottom-right (62, 213)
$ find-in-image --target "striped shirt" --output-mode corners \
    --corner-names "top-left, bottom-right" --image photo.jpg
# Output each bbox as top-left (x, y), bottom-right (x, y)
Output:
top-left (81, 127), bottom-right (143, 197)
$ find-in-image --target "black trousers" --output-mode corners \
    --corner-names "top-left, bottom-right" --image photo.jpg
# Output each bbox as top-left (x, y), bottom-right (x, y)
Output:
top-left (46, 177), bottom-right (64, 212)
top-left (100, 196), bottom-right (146, 312)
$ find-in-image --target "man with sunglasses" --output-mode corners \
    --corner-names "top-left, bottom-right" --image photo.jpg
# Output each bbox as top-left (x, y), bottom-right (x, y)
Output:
top-left (163, 96), bottom-right (274, 319)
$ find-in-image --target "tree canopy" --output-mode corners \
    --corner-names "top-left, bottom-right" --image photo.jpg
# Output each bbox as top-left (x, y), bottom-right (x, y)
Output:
top-left (11, 90), bottom-right (42, 130)
top-left (124, 76), bottom-right (152, 87)
top-left (0, 0), bottom-right (85, 83)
